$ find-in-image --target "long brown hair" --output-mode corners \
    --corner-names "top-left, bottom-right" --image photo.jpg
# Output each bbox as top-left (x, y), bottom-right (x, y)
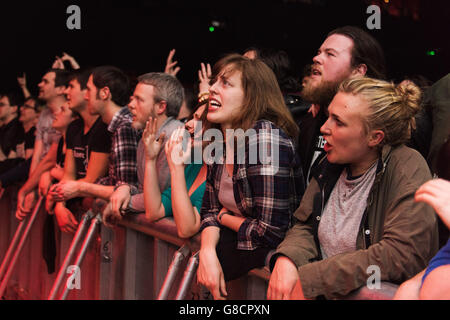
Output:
top-left (209, 53), bottom-right (299, 140)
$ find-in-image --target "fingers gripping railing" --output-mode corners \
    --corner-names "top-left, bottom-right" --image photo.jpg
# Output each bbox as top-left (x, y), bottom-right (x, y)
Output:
top-left (47, 210), bottom-right (96, 300)
top-left (59, 213), bottom-right (102, 300)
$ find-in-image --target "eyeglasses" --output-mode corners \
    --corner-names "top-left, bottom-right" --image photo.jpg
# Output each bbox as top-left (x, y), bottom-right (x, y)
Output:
top-left (21, 104), bottom-right (36, 111)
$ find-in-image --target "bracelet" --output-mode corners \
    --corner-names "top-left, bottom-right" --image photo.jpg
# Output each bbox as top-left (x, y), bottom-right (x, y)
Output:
top-left (198, 94), bottom-right (209, 105)
top-left (217, 211), bottom-right (229, 223)
top-left (198, 92), bottom-right (209, 99)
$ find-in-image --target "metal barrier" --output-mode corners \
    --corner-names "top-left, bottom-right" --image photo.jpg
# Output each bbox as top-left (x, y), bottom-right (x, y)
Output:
top-left (0, 186), bottom-right (399, 300)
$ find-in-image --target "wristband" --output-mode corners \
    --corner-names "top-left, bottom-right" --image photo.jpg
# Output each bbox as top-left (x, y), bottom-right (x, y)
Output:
top-left (217, 211), bottom-right (229, 223)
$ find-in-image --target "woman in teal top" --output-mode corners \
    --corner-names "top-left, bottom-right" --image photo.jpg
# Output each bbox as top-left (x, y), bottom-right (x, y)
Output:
top-left (160, 162), bottom-right (206, 218)
top-left (143, 105), bottom-right (207, 238)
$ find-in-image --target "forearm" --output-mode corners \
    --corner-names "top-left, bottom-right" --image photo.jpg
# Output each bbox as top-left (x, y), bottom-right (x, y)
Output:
top-left (29, 141), bottom-right (43, 176)
top-left (23, 158), bottom-right (56, 192)
top-left (21, 86), bottom-right (31, 99)
top-left (218, 210), bottom-right (245, 233)
top-left (50, 166), bottom-right (65, 182)
top-left (78, 181), bottom-right (114, 201)
top-left (200, 226), bottom-right (221, 252)
top-left (143, 159), bottom-right (164, 221)
top-left (82, 152), bottom-right (109, 183)
top-left (171, 167), bottom-right (201, 238)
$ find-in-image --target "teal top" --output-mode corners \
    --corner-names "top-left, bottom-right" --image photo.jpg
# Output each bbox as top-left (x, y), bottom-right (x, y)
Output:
top-left (161, 163), bottom-right (206, 217)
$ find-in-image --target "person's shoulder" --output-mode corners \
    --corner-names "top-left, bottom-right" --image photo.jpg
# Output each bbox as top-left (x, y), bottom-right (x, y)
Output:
top-left (384, 145), bottom-right (431, 188)
top-left (389, 144), bottom-right (429, 168)
top-left (68, 118), bottom-right (84, 131)
top-left (37, 107), bottom-right (52, 124)
top-left (252, 119), bottom-right (293, 144)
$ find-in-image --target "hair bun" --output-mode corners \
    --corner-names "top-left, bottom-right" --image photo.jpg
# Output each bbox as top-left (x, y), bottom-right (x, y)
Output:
top-left (395, 80), bottom-right (422, 119)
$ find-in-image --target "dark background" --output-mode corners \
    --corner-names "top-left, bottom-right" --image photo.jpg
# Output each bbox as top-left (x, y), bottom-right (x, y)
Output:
top-left (1, 0), bottom-right (449, 95)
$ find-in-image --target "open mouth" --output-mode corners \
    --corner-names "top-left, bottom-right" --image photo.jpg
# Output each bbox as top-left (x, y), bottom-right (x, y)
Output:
top-left (208, 98), bottom-right (221, 110)
top-left (311, 68), bottom-right (322, 76)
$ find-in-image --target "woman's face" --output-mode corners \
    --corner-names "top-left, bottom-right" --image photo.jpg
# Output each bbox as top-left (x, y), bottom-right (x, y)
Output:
top-left (207, 65), bottom-right (245, 131)
top-left (185, 104), bottom-right (207, 149)
top-left (52, 102), bottom-right (74, 132)
top-left (320, 92), bottom-right (377, 170)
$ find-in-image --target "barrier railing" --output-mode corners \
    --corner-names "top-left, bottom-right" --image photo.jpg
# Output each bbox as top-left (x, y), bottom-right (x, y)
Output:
top-left (0, 187), bottom-right (399, 300)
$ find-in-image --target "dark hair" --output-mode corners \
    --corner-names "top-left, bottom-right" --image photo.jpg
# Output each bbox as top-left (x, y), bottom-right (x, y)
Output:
top-left (257, 48), bottom-right (301, 93)
top-left (0, 91), bottom-right (23, 108)
top-left (328, 26), bottom-right (386, 80)
top-left (183, 85), bottom-right (197, 114)
top-left (436, 133), bottom-right (450, 180)
top-left (243, 47), bottom-right (301, 93)
top-left (68, 68), bottom-right (93, 89)
top-left (92, 66), bottom-right (131, 106)
top-left (46, 68), bottom-right (71, 88)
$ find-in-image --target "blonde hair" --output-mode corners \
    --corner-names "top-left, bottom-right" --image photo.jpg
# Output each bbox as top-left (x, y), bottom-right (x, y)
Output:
top-left (339, 77), bottom-right (422, 147)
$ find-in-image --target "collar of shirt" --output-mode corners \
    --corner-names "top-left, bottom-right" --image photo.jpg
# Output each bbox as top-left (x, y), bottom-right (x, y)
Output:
top-left (108, 106), bottom-right (133, 133)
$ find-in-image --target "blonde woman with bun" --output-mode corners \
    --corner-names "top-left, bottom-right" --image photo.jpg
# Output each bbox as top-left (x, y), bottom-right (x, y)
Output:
top-left (268, 77), bottom-right (439, 300)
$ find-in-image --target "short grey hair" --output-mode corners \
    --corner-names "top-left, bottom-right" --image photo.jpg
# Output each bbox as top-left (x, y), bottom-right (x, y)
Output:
top-left (137, 72), bottom-right (184, 118)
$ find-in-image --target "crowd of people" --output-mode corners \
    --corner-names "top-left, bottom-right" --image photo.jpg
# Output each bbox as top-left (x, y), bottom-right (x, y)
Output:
top-left (0, 26), bottom-right (449, 300)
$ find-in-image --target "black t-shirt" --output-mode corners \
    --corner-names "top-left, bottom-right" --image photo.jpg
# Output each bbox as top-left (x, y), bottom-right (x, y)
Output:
top-left (66, 117), bottom-right (112, 180)
top-left (0, 117), bottom-right (25, 160)
top-left (0, 117), bottom-right (25, 174)
top-left (24, 126), bottom-right (36, 150)
top-left (56, 136), bottom-right (66, 167)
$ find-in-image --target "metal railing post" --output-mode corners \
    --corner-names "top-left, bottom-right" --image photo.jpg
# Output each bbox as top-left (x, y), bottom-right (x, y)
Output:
top-left (157, 244), bottom-right (190, 300)
top-left (0, 196), bottom-right (44, 297)
top-left (47, 210), bottom-right (95, 300)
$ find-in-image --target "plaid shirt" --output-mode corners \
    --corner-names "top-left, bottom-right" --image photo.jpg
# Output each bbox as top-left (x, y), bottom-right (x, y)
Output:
top-left (98, 107), bottom-right (141, 188)
top-left (200, 120), bottom-right (305, 250)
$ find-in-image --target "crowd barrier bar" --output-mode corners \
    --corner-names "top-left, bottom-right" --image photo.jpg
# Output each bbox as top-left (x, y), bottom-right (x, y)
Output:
top-left (157, 244), bottom-right (191, 300)
top-left (59, 213), bottom-right (102, 300)
top-left (47, 210), bottom-right (96, 300)
top-left (0, 196), bottom-right (44, 297)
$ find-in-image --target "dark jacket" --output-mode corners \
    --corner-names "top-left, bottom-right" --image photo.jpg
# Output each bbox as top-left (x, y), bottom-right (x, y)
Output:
top-left (273, 144), bottom-right (439, 299)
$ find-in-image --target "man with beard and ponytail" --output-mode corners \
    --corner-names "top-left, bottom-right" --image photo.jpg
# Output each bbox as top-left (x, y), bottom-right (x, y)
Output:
top-left (298, 26), bottom-right (386, 185)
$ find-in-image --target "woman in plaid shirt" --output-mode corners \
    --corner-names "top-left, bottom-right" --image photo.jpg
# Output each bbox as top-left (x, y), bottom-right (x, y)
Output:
top-left (197, 54), bottom-right (304, 300)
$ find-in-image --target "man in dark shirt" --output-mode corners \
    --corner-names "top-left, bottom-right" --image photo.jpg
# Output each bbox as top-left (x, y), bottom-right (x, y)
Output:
top-left (49, 66), bottom-right (140, 232)
top-left (296, 26), bottom-right (386, 184)
top-left (0, 92), bottom-right (25, 175)
top-left (0, 97), bottom-right (40, 194)
top-left (50, 69), bottom-right (111, 233)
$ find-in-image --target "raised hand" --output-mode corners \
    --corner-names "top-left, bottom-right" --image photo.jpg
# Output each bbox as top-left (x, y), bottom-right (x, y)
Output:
top-left (143, 118), bottom-right (165, 161)
top-left (164, 49), bottom-right (181, 76)
top-left (52, 56), bottom-right (65, 69)
top-left (165, 127), bottom-right (191, 170)
top-left (198, 62), bottom-right (212, 94)
top-left (17, 73), bottom-right (27, 88)
top-left (61, 52), bottom-right (80, 69)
